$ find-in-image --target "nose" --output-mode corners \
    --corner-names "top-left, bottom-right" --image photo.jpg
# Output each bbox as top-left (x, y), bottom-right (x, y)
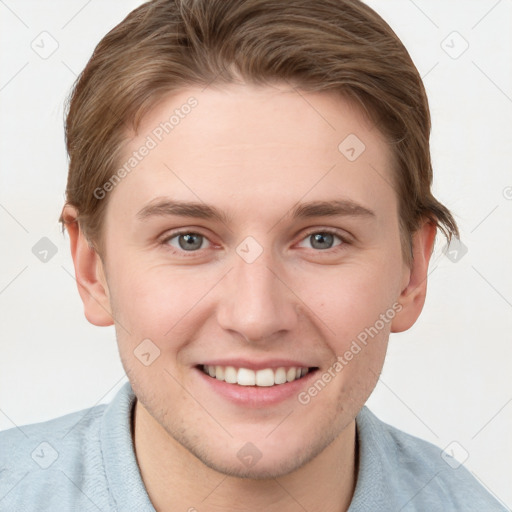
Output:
top-left (216, 248), bottom-right (299, 343)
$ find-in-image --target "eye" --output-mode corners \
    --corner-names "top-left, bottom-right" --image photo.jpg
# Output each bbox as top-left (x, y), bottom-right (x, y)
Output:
top-left (297, 231), bottom-right (344, 251)
top-left (165, 232), bottom-right (211, 252)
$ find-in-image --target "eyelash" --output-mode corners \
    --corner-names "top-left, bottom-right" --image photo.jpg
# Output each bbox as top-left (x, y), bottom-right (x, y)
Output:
top-left (159, 228), bottom-right (350, 257)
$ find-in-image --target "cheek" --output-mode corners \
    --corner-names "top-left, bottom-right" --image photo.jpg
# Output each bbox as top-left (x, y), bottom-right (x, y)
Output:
top-left (109, 265), bottom-right (212, 403)
top-left (301, 259), bottom-right (402, 343)
top-left (296, 265), bottom-right (396, 417)
top-left (107, 261), bottom-right (220, 344)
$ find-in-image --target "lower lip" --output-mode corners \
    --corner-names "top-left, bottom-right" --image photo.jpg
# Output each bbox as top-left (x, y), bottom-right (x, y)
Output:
top-left (195, 367), bottom-right (318, 407)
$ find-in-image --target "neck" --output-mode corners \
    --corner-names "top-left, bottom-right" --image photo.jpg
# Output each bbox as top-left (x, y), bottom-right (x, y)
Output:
top-left (132, 400), bottom-right (358, 512)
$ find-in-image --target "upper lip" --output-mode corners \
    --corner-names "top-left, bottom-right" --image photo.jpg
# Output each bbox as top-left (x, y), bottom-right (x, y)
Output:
top-left (196, 358), bottom-right (318, 371)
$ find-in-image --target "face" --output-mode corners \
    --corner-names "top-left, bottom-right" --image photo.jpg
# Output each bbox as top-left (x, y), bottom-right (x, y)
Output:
top-left (92, 83), bottom-right (413, 478)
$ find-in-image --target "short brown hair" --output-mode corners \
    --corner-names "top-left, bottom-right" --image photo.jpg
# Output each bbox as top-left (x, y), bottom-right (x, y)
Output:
top-left (60, 0), bottom-right (458, 262)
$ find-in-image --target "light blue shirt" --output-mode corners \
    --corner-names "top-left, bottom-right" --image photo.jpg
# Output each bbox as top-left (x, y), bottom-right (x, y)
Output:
top-left (0, 382), bottom-right (507, 511)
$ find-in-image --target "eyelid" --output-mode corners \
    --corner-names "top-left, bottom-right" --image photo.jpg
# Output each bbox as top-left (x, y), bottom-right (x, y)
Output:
top-left (299, 226), bottom-right (351, 241)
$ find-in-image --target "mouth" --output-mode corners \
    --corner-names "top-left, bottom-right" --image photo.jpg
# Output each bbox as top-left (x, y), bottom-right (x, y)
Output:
top-left (197, 364), bottom-right (319, 387)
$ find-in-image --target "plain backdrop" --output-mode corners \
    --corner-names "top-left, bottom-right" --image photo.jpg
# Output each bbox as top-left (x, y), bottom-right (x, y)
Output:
top-left (0, 0), bottom-right (511, 508)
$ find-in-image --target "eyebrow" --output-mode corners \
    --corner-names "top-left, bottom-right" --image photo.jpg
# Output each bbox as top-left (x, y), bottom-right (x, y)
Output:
top-left (136, 198), bottom-right (375, 223)
top-left (290, 199), bottom-right (375, 219)
top-left (136, 199), bottom-right (230, 224)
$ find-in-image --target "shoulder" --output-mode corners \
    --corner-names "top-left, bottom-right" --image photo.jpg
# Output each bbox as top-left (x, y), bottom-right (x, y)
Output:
top-left (0, 400), bottom-right (107, 463)
top-left (0, 383), bottom-right (153, 511)
top-left (0, 401), bottom-right (111, 511)
top-left (352, 407), bottom-right (507, 511)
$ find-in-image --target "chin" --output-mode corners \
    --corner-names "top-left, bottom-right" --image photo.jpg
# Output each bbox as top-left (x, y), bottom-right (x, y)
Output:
top-left (192, 446), bottom-right (314, 480)
top-left (172, 424), bottom-right (337, 481)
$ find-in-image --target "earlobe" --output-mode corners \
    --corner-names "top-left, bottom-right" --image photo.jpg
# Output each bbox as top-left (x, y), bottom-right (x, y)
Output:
top-left (391, 221), bottom-right (437, 333)
top-left (61, 205), bottom-right (114, 327)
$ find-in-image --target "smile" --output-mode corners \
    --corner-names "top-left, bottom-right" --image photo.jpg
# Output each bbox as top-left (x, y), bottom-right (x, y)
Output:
top-left (200, 365), bottom-right (314, 387)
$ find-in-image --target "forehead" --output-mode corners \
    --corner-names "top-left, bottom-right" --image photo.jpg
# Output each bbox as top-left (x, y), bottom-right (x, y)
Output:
top-left (108, 83), bottom-right (396, 224)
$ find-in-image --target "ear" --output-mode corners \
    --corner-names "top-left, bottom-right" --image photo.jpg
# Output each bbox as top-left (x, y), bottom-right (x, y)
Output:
top-left (391, 221), bottom-right (437, 333)
top-left (61, 205), bottom-right (114, 327)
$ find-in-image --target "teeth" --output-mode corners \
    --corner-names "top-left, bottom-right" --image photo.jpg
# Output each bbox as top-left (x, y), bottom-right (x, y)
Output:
top-left (237, 368), bottom-right (256, 386)
top-left (201, 365), bottom-right (311, 386)
top-left (255, 368), bottom-right (274, 387)
top-left (274, 367), bottom-right (287, 385)
top-left (224, 366), bottom-right (237, 384)
top-left (215, 365), bottom-right (224, 381)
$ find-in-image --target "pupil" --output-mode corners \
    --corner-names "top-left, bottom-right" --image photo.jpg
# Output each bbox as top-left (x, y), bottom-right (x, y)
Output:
top-left (311, 233), bottom-right (333, 250)
top-left (179, 233), bottom-right (202, 250)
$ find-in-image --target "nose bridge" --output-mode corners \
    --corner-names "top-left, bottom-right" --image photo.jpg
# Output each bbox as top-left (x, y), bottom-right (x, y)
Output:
top-left (216, 246), bottom-right (298, 342)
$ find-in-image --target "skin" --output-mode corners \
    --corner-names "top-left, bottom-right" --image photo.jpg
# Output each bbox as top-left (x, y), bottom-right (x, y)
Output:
top-left (63, 83), bottom-right (436, 512)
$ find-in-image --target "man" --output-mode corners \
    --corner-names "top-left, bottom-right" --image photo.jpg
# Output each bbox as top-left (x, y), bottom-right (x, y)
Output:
top-left (0, 0), bottom-right (506, 510)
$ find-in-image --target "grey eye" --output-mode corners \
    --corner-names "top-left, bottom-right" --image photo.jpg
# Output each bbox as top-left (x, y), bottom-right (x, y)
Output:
top-left (169, 233), bottom-right (207, 251)
top-left (297, 232), bottom-right (342, 251)
top-left (310, 232), bottom-right (335, 250)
